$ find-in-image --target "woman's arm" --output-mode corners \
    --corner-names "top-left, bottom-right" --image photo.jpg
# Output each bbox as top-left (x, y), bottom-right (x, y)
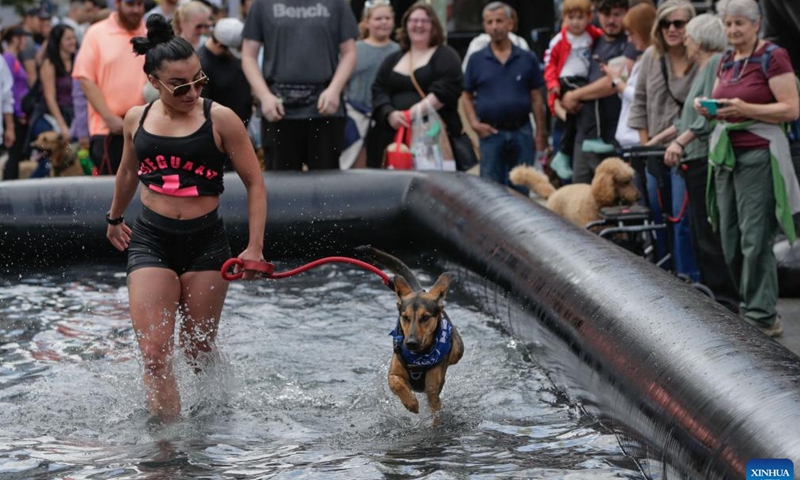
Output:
top-left (663, 129), bottom-right (696, 166)
top-left (716, 72), bottom-right (800, 124)
top-left (106, 107), bottom-right (143, 251)
top-left (40, 60), bottom-right (70, 138)
top-left (416, 46), bottom-right (462, 114)
top-left (646, 125), bottom-right (678, 146)
top-left (628, 53), bottom-right (651, 138)
top-left (372, 52), bottom-right (406, 129)
top-left (216, 105), bottom-right (267, 267)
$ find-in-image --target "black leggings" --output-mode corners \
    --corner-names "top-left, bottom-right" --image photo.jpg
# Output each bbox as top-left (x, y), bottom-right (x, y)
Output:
top-left (127, 206), bottom-right (231, 276)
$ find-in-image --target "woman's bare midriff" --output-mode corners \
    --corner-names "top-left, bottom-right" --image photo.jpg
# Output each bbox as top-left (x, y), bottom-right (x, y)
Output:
top-left (140, 188), bottom-right (220, 220)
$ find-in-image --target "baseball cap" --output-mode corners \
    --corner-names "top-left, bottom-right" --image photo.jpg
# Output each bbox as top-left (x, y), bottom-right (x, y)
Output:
top-left (212, 18), bottom-right (243, 58)
top-left (25, 6), bottom-right (51, 19)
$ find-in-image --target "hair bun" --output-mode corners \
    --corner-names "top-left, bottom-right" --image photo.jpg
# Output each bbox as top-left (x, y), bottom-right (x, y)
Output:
top-left (131, 14), bottom-right (174, 55)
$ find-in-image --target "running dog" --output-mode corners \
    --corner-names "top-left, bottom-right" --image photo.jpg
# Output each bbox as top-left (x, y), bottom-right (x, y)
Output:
top-left (358, 246), bottom-right (464, 424)
top-left (30, 131), bottom-right (84, 177)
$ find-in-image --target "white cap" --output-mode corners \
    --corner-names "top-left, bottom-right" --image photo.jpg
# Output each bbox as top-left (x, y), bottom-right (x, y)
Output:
top-left (213, 18), bottom-right (244, 58)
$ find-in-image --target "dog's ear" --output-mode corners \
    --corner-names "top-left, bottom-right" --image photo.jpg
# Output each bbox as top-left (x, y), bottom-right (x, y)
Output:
top-left (590, 170), bottom-right (616, 207)
top-left (394, 274), bottom-right (414, 300)
top-left (428, 272), bottom-right (452, 308)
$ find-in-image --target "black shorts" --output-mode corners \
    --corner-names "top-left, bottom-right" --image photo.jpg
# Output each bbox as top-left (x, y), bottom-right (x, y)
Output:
top-left (127, 206), bottom-right (231, 276)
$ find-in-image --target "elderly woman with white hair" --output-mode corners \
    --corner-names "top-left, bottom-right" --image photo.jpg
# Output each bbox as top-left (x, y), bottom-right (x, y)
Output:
top-left (695, 0), bottom-right (800, 337)
top-left (647, 13), bottom-right (739, 313)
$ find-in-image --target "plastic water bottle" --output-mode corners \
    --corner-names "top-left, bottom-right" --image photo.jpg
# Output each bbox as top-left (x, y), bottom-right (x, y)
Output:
top-left (77, 149), bottom-right (92, 175)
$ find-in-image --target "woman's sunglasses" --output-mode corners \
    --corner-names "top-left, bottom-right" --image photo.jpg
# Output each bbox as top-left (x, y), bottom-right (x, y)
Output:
top-left (659, 19), bottom-right (687, 30)
top-left (157, 74), bottom-right (209, 97)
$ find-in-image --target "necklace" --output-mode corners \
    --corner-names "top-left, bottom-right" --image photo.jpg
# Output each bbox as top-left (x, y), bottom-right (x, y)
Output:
top-left (735, 38), bottom-right (760, 82)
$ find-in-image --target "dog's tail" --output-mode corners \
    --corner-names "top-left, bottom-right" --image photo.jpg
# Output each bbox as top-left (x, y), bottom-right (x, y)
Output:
top-left (509, 165), bottom-right (556, 199)
top-left (355, 245), bottom-right (423, 292)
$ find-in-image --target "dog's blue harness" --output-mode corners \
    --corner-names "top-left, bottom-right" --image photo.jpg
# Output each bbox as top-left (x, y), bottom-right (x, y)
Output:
top-left (389, 313), bottom-right (453, 392)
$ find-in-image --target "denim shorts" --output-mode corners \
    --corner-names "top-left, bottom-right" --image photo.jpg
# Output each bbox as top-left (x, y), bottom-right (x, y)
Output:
top-left (127, 206), bottom-right (231, 275)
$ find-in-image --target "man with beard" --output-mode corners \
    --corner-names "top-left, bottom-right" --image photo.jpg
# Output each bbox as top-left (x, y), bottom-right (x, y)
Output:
top-left (560, 0), bottom-right (636, 184)
top-left (73, 0), bottom-right (147, 175)
top-left (461, 2), bottom-right (546, 192)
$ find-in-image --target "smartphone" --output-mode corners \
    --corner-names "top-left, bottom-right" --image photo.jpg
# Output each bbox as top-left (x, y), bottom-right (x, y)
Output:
top-left (699, 99), bottom-right (723, 115)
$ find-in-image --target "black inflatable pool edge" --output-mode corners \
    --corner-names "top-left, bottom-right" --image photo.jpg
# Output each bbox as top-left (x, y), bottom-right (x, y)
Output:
top-left (1, 171), bottom-right (799, 479)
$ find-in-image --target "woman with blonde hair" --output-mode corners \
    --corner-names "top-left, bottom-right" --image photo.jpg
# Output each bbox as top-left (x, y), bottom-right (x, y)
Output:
top-left (629, 0), bottom-right (698, 279)
top-left (341, 0), bottom-right (399, 169)
top-left (647, 13), bottom-right (739, 313)
top-left (173, 1), bottom-right (212, 51)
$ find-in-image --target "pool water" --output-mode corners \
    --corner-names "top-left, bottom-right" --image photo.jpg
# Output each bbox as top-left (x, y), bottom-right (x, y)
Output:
top-left (0, 262), bottom-right (644, 479)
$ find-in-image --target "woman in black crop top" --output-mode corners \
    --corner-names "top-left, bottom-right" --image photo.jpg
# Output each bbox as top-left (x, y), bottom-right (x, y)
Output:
top-left (105, 14), bottom-right (267, 423)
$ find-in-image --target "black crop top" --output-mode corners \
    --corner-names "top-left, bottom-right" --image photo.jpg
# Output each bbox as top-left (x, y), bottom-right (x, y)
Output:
top-left (135, 98), bottom-right (228, 197)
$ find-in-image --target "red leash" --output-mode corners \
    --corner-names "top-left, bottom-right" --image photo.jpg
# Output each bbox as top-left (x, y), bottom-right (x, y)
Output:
top-left (220, 256), bottom-right (394, 289)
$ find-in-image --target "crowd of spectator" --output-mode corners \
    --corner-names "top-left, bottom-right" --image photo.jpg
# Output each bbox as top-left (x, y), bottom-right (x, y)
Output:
top-left (1, 0), bottom-right (800, 338)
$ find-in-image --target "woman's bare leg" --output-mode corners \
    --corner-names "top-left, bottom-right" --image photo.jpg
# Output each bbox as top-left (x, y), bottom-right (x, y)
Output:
top-left (128, 267), bottom-right (182, 422)
top-left (178, 270), bottom-right (229, 371)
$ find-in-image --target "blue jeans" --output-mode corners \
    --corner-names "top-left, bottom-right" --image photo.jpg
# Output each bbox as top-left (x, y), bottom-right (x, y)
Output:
top-left (479, 124), bottom-right (535, 194)
top-left (645, 165), bottom-right (699, 280)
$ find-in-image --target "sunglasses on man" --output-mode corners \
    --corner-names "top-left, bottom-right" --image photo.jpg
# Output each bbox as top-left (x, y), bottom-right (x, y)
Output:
top-left (156, 74), bottom-right (210, 97)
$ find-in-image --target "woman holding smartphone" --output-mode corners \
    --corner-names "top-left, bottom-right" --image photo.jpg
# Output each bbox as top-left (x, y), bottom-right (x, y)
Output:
top-left (695, 0), bottom-right (800, 337)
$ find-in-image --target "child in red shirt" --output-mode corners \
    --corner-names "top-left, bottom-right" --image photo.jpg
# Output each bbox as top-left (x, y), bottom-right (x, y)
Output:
top-left (544, 0), bottom-right (602, 180)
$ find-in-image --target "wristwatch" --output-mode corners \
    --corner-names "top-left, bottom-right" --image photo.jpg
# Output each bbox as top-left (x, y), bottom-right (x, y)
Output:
top-left (106, 212), bottom-right (124, 226)
top-left (611, 78), bottom-right (622, 88)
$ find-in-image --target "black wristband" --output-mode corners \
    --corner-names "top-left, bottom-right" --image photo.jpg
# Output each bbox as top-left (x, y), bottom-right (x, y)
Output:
top-left (674, 140), bottom-right (686, 150)
top-left (106, 212), bottom-right (124, 226)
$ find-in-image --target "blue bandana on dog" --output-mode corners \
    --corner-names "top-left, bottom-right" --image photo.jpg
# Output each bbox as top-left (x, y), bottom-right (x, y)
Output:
top-left (389, 313), bottom-right (453, 368)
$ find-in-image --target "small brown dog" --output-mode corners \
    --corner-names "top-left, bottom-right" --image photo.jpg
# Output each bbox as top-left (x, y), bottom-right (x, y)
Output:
top-left (359, 246), bottom-right (464, 424)
top-left (509, 157), bottom-right (640, 228)
top-left (30, 131), bottom-right (84, 177)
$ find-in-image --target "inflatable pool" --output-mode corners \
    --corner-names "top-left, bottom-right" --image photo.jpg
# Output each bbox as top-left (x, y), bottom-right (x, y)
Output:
top-left (1, 171), bottom-right (798, 478)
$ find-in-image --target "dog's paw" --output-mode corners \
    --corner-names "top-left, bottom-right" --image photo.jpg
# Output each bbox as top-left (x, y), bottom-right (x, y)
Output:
top-left (403, 398), bottom-right (420, 414)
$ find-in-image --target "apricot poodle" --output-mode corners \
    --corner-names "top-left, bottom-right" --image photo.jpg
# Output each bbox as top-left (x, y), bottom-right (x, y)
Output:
top-left (509, 157), bottom-right (640, 228)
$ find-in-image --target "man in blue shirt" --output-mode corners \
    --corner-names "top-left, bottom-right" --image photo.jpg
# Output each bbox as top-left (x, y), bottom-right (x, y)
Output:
top-left (462, 1), bottom-right (546, 192)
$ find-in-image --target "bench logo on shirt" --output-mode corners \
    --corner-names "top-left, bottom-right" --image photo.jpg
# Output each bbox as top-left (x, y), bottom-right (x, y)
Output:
top-left (273, 3), bottom-right (330, 19)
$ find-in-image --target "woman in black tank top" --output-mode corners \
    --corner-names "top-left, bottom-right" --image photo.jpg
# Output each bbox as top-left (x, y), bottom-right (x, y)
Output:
top-left (105, 14), bottom-right (267, 424)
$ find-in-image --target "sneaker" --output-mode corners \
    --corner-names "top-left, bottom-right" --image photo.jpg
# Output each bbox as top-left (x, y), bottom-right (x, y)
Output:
top-left (758, 317), bottom-right (783, 338)
top-left (550, 151), bottom-right (573, 180)
top-left (582, 138), bottom-right (616, 154)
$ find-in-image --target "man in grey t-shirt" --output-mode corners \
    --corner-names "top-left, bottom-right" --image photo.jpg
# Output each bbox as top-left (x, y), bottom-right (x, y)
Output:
top-left (241, 0), bottom-right (359, 171)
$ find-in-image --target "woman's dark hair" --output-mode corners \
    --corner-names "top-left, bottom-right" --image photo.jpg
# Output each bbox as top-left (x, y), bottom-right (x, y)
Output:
top-left (395, 2), bottom-right (444, 51)
top-left (1, 26), bottom-right (26, 47)
top-left (45, 24), bottom-right (75, 77)
top-left (130, 14), bottom-right (195, 76)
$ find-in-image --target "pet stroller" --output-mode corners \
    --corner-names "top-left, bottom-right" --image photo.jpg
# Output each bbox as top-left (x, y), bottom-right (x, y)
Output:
top-left (585, 146), bottom-right (713, 298)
